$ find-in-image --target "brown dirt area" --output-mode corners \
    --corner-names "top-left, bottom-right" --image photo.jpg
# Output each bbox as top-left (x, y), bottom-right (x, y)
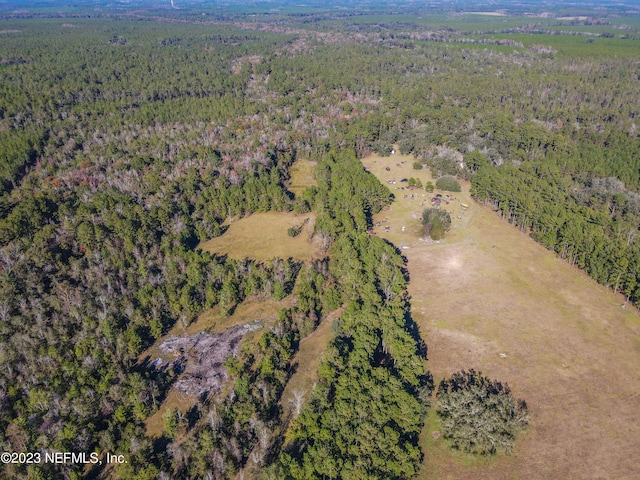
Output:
top-left (362, 152), bottom-right (640, 480)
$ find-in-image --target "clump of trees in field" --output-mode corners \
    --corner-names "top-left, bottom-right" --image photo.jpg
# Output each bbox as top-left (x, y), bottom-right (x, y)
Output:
top-left (435, 175), bottom-right (462, 192)
top-left (422, 208), bottom-right (451, 240)
top-left (407, 177), bottom-right (423, 189)
top-left (436, 370), bottom-right (529, 455)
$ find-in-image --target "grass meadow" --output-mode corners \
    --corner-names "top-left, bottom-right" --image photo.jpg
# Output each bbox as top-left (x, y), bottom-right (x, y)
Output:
top-left (362, 152), bottom-right (640, 479)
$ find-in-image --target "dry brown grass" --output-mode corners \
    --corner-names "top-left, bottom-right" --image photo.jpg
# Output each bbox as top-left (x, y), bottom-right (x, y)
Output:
top-left (288, 159), bottom-right (317, 196)
top-left (144, 389), bottom-right (200, 438)
top-left (198, 212), bottom-right (322, 261)
top-left (362, 152), bottom-right (640, 480)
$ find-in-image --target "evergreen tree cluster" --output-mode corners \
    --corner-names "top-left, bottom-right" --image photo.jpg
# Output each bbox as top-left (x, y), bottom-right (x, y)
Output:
top-left (435, 175), bottom-right (462, 192)
top-left (269, 152), bottom-right (431, 480)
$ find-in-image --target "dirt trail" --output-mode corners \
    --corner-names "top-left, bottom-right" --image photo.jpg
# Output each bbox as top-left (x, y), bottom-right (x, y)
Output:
top-left (362, 153), bottom-right (640, 480)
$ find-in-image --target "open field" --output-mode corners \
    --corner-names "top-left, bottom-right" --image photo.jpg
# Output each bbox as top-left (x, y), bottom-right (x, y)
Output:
top-left (199, 212), bottom-right (321, 261)
top-left (362, 152), bottom-right (640, 480)
top-left (288, 159), bottom-right (317, 196)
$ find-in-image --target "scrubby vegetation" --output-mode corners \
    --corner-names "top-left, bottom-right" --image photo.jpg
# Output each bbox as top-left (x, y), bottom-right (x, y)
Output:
top-left (422, 208), bottom-right (452, 240)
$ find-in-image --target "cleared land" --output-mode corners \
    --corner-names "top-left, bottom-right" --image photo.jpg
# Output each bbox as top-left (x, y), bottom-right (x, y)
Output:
top-left (142, 295), bottom-right (292, 438)
top-left (199, 212), bottom-right (321, 261)
top-left (362, 152), bottom-right (640, 480)
top-left (287, 159), bottom-right (317, 196)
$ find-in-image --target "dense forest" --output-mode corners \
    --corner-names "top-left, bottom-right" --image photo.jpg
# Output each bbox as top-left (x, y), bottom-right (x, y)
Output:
top-left (1, 1), bottom-right (639, 478)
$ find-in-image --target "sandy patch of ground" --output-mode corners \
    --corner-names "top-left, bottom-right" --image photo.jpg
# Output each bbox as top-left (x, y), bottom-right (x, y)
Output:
top-left (362, 152), bottom-right (640, 480)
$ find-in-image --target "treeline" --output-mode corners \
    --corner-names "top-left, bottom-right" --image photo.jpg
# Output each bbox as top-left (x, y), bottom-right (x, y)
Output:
top-left (266, 151), bottom-right (431, 480)
top-left (472, 160), bottom-right (640, 304)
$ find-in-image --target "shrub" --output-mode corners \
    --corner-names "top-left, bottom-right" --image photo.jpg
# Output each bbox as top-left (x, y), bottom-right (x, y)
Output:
top-left (425, 181), bottom-right (434, 193)
top-left (408, 177), bottom-right (422, 188)
top-left (287, 225), bottom-right (302, 237)
top-left (435, 175), bottom-right (461, 192)
top-left (373, 141), bottom-right (393, 156)
top-left (293, 197), bottom-right (310, 214)
top-left (398, 137), bottom-right (416, 155)
top-left (436, 369), bottom-right (529, 455)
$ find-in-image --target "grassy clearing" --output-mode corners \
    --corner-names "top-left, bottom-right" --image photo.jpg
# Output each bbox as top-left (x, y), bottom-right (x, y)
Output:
top-left (199, 211), bottom-right (321, 261)
top-left (362, 152), bottom-right (640, 480)
top-left (279, 307), bottom-right (344, 421)
top-left (144, 389), bottom-right (200, 439)
top-left (288, 159), bottom-right (317, 197)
